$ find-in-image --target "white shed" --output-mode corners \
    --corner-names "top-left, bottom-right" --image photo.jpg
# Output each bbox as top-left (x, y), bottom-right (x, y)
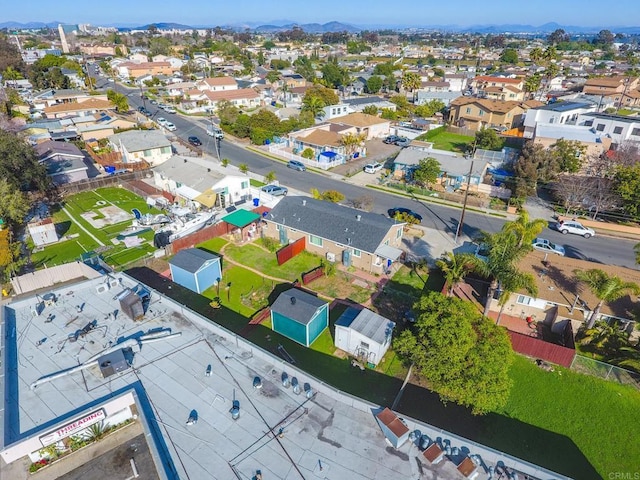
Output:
top-left (334, 307), bottom-right (395, 366)
top-left (28, 219), bottom-right (58, 247)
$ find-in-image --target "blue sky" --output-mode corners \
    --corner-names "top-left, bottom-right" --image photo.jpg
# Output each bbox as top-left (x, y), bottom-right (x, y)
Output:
top-left (8, 0), bottom-right (640, 27)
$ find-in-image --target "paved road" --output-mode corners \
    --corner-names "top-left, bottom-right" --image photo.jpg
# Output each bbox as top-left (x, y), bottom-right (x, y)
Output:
top-left (94, 73), bottom-right (638, 269)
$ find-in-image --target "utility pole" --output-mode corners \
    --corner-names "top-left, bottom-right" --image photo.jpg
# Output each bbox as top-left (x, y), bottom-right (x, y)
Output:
top-left (454, 157), bottom-right (475, 244)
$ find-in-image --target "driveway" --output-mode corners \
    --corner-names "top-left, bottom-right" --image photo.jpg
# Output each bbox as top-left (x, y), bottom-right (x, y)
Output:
top-left (331, 140), bottom-right (400, 177)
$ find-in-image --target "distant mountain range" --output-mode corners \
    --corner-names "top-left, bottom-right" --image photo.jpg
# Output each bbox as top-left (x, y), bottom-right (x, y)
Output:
top-left (2, 20), bottom-right (640, 35)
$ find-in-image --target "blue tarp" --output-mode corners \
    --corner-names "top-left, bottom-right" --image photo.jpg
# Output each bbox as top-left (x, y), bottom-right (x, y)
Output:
top-left (320, 151), bottom-right (337, 158)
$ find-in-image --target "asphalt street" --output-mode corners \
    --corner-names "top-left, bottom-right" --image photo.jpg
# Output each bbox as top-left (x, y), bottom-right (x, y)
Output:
top-left (94, 72), bottom-right (638, 269)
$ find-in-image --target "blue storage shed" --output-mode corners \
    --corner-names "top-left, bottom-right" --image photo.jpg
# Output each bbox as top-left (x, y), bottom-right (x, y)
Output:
top-left (169, 248), bottom-right (222, 294)
top-left (270, 289), bottom-right (328, 347)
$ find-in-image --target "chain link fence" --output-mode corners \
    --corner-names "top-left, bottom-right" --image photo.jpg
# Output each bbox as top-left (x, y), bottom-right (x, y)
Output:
top-left (571, 355), bottom-right (640, 390)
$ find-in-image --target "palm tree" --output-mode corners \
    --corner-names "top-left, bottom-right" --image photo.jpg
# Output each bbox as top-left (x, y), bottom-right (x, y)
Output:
top-left (494, 267), bottom-right (538, 324)
top-left (574, 269), bottom-right (640, 329)
top-left (578, 320), bottom-right (630, 355)
top-left (340, 132), bottom-right (366, 157)
top-left (472, 229), bottom-right (532, 318)
top-left (436, 252), bottom-right (476, 296)
top-left (301, 96), bottom-right (325, 119)
top-left (502, 209), bottom-right (547, 248)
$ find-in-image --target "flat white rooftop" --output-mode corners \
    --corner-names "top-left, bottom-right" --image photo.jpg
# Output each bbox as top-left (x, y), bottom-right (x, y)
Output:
top-left (1, 273), bottom-right (570, 480)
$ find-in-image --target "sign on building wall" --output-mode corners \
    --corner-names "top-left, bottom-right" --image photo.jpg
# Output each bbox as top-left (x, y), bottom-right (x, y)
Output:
top-left (39, 408), bottom-right (106, 446)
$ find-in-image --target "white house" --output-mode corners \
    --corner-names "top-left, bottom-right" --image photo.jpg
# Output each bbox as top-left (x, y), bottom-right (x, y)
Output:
top-left (108, 130), bottom-right (173, 166)
top-left (321, 103), bottom-right (353, 120)
top-left (197, 76), bottom-right (238, 92)
top-left (334, 307), bottom-right (395, 366)
top-left (523, 101), bottom-right (597, 139)
top-left (152, 156), bottom-right (252, 209)
top-left (575, 112), bottom-right (640, 146)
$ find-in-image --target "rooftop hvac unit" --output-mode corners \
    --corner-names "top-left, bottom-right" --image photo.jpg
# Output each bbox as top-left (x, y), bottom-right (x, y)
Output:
top-left (119, 291), bottom-right (144, 321)
top-left (96, 283), bottom-right (110, 294)
top-left (108, 277), bottom-right (120, 288)
top-left (326, 252), bottom-right (336, 262)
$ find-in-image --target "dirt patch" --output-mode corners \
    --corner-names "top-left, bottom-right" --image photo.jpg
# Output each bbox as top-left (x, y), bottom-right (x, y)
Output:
top-left (80, 206), bottom-right (132, 228)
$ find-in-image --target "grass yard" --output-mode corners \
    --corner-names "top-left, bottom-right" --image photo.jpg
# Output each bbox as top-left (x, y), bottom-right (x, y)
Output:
top-left (198, 237), bottom-right (228, 254)
top-left (417, 129), bottom-right (474, 153)
top-left (223, 244), bottom-right (321, 281)
top-left (202, 265), bottom-right (282, 317)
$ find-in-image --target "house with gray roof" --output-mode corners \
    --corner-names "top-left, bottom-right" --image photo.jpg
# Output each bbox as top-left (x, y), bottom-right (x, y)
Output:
top-left (523, 101), bottom-right (597, 138)
top-left (108, 130), bottom-right (172, 166)
top-left (34, 140), bottom-right (89, 185)
top-left (392, 147), bottom-right (489, 192)
top-left (262, 196), bottom-right (405, 274)
top-left (335, 307), bottom-right (395, 366)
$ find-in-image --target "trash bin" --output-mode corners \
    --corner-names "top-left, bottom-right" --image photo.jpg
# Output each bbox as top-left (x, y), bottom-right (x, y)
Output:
top-left (253, 198), bottom-right (260, 207)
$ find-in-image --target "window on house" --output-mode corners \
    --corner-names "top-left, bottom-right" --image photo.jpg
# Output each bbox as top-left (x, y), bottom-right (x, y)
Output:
top-left (631, 128), bottom-right (640, 136)
top-left (396, 228), bottom-right (402, 239)
top-left (360, 341), bottom-right (370, 349)
top-left (161, 146), bottom-right (171, 154)
top-left (584, 120), bottom-right (594, 127)
top-left (352, 249), bottom-right (361, 257)
top-left (596, 124), bottom-right (605, 131)
top-left (517, 295), bottom-right (532, 305)
top-left (241, 181), bottom-right (249, 189)
top-left (613, 126), bottom-right (623, 134)
top-left (478, 110), bottom-right (484, 116)
top-left (143, 149), bottom-right (152, 157)
top-left (466, 107), bottom-right (471, 114)
top-left (309, 235), bottom-right (323, 246)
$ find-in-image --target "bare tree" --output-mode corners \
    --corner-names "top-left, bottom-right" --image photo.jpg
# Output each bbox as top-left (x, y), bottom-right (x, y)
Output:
top-left (552, 175), bottom-right (595, 215)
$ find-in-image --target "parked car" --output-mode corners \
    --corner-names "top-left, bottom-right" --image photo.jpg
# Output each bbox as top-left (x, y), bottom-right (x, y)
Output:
top-left (137, 106), bottom-right (145, 113)
top-left (383, 135), bottom-right (400, 144)
top-left (388, 207), bottom-right (422, 222)
top-left (532, 238), bottom-right (565, 256)
top-left (261, 185), bottom-right (288, 196)
top-left (150, 99), bottom-right (158, 105)
top-left (156, 117), bottom-right (168, 126)
top-left (554, 220), bottom-right (595, 238)
top-left (188, 136), bottom-right (202, 146)
top-left (363, 162), bottom-right (383, 174)
top-left (206, 125), bottom-right (224, 139)
top-left (395, 137), bottom-right (411, 147)
top-left (164, 122), bottom-right (177, 132)
top-left (287, 160), bottom-right (306, 171)
top-left (164, 106), bottom-right (177, 114)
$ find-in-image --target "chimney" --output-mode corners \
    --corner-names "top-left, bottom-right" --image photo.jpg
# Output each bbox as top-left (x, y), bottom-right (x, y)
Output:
top-left (302, 199), bottom-right (306, 206)
top-left (356, 214), bottom-right (361, 221)
top-left (290, 296), bottom-right (296, 305)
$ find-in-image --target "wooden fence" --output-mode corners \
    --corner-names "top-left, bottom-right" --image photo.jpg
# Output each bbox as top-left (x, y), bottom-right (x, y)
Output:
top-left (169, 222), bottom-right (229, 255)
top-left (302, 266), bottom-right (325, 285)
top-left (508, 331), bottom-right (576, 368)
top-left (276, 237), bottom-right (306, 265)
top-left (57, 170), bottom-right (148, 195)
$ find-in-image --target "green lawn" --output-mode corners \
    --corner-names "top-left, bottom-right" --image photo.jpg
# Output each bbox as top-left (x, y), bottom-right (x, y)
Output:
top-left (417, 130), bottom-right (475, 153)
top-left (223, 244), bottom-right (321, 281)
top-left (31, 187), bottom-right (162, 269)
top-left (198, 237), bottom-right (228, 254)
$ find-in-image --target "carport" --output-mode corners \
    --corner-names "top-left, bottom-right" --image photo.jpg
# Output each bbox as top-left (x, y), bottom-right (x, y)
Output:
top-left (221, 209), bottom-right (261, 242)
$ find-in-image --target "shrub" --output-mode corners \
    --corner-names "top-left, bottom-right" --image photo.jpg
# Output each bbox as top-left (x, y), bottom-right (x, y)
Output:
top-left (260, 236), bottom-right (280, 252)
top-left (221, 158), bottom-right (229, 167)
top-left (301, 148), bottom-right (315, 159)
top-left (321, 190), bottom-right (345, 203)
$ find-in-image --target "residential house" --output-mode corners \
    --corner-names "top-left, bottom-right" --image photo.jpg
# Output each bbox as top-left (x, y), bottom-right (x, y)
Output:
top-left (448, 97), bottom-right (536, 131)
top-left (196, 76), bottom-right (239, 92)
top-left (152, 155), bottom-right (251, 209)
top-left (282, 74), bottom-right (307, 88)
top-left (532, 123), bottom-right (612, 162)
top-left (288, 124), bottom-right (351, 165)
top-left (34, 140), bottom-right (89, 185)
top-left (168, 248), bottom-right (222, 294)
top-left (415, 90), bottom-right (461, 107)
top-left (116, 61), bottom-right (175, 79)
top-left (523, 101), bottom-right (598, 139)
top-left (575, 112), bottom-right (640, 147)
top-left (334, 307), bottom-right (395, 366)
top-left (263, 196), bottom-right (405, 274)
top-left (392, 147), bottom-right (490, 193)
top-left (582, 76), bottom-right (639, 97)
top-left (108, 130), bottom-right (172, 166)
top-left (270, 288), bottom-right (329, 347)
top-left (470, 75), bottom-right (525, 101)
top-left (43, 98), bottom-right (115, 119)
top-left (343, 96), bottom-right (397, 113)
top-left (79, 44), bottom-right (127, 57)
top-left (487, 250), bottom-right (640, 336)
top-left (325, 112), bottom-right (391, 140)
top-left (321, 103), bottom-right (353, 120)
top-left (418, 81), bottom-right (450, 92)
top-left (185, 88), bottom-right (260, 112)
top-left (33, 89), bottom-right (98, 110)
top-left (444, 73), bottom-right (470, 92)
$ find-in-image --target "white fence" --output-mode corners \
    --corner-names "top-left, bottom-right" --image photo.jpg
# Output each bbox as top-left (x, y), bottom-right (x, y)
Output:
top-left (267, 143), bottom-right (344, 171)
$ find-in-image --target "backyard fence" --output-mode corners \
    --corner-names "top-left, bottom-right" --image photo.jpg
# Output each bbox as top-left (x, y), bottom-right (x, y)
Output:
top-left (57, 171), bottom-right (148, 196)
top-left (571, 355), bottom-right (640, 390)
top-left (276, 237), bottom-right (306, 265)
top-left (507, 331), bottom-right (576, 368)
top-left (302, 266), bottom-right (325, 285)
top-left (169, 222), bottom-right (228, 255)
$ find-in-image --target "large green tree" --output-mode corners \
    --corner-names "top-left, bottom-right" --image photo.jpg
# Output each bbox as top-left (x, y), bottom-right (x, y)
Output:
top-left (614, 163), bottom-right (640, 218)
top-left (412, 157), bottom-right (440, 188)
top-left (0, 179), bottom-right (30, 225)
top-left (394, 292), bottom-right (514, 414)
top-left (475, 128), bottom-right (503, 150)
top-left (302, 85), bottom-right (339, 107)
top-left (574, 269), bottom-right (640, 329)
top-left (0, 129), bottom-right (49, 192)
top-left (366, 75), bottom-right (383, 94)
top-left (106, 89), bottom-right (129, 113)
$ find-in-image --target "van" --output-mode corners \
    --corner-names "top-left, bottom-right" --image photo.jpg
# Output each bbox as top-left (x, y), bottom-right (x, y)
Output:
top-left (287, 160), bottom-right (306, 171)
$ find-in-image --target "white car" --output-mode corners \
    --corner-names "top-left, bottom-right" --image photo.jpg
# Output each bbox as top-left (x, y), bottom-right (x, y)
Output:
top-left (363, 162), bottom-right (383, 174)
top-left (554, 220), bottom-right (595, 238)
top-left (532, 238), bottom-right (565, 256)
top-left (156, 117), bottom-right (168, 126)
top-left (164, 122), bottom-right (177, 131)
top-left (163, 106), bottom-right (177, 114)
